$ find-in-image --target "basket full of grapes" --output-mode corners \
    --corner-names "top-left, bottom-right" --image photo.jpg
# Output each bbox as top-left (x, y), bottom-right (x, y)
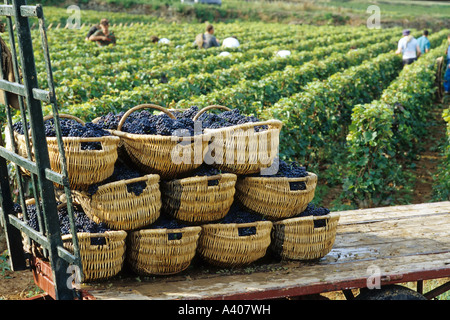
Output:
top-left (126, 217), bottom-right (201, 275)
top-left (109, 104), bottom-right (211, 179)
top-left (235, 160), bottom-right (317, 220)
top-left (16, 199), bottom-right (127, 282)
top-left (197, 204), bottom-right (273, 268)
top-left (271, 204), bottom-right (340, 261)
top-left (193, 105), bottom-right (283, 175)
top-left (10, 114), bottom-right (120, 190)
top-left (161, 165), bottom-right (237, 225)
top-left (73, 162), bottom-right (162, 231)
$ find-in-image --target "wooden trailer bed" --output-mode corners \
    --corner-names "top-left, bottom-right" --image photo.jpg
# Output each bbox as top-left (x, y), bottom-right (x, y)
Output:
top-left (77, 201), bottom-right (450, 300)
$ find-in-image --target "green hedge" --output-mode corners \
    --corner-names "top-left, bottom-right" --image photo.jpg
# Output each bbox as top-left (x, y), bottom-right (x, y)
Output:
top-left (343, 37), bottom-right (448, 207)
top-left (432, 107), bottom-right (450, 201)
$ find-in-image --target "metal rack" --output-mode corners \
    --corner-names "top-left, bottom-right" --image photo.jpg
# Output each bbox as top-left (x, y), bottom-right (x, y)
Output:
top-left (0, 0), bottom-right (82, 300)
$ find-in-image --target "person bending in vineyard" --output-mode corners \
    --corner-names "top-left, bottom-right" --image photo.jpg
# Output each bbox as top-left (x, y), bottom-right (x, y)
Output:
top-left (194, 24), bottom-right (220, 49)
top-left (395, 29), bottom-right (421, 66)
top-left (89, 19), bottom-right (116, 47)
top-left (444, 34), bottom-right (450, 94)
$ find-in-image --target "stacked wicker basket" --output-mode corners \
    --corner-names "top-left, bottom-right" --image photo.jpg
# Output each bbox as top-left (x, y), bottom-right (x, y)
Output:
top-left (11, 104), bottom-right (339, 282)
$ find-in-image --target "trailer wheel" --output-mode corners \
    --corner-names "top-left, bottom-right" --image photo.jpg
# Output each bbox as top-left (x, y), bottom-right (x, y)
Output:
top-left (356, 285), bottom-right (426, 300)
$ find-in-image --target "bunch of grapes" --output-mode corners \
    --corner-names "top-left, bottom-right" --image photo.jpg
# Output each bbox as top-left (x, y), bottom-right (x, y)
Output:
top-left (188, 164), bottom-right (223, 186)
top-left (295, 203), bottom-right (330, 228)
top-left (87, 162), bottom-right (146, 196)
top-left (17, 202), bottom-right (110, 245)
top-left (94, 111), bottom-right (126, 130)
top-left (58, 205), bottom-right (110, 245)
top-left (172, 106), bottom-right (199, 120)
top-left (251, 160), bottom-right (308, 191)
top-left (220, 203), bottom-right (265, 236)
top-left (13, 118), bottom-right (111, 150)
top-left (149, 214), bottom-right (189, 240)
top-left (197, 108), bottom-right (268, 132)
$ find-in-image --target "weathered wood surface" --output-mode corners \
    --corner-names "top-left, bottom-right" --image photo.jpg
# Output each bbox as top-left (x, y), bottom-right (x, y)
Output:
top-left (85, 201), bottom-right (450, 300)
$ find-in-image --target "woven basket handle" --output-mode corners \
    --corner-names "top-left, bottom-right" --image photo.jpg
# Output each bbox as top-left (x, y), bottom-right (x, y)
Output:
top-left (192, 105), bottom-right (231, 121)
top-left (117, 104), bottom-right (176, 131)
top-left (43, 113), bottom-right (86, 126)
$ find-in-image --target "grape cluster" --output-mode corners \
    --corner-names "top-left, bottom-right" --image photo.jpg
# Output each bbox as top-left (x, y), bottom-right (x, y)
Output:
top-left (87, 162), bottom-right (146, 196)
top-left (17, 202), bottom-right (110, 245)
top-left (252, 160), bottom-right (308, 190)
top-left (221, 203), bottom-right (265, 236)
top-left (150, 214), bottom-right (189, 240)
top-left (94, 111), bottom-right (126, 130)
top-left (197, 108), bottom-right (268, 132)
top-left (189, 164), bottom-right (222, 186)
top-left (58, 205), bottom-right (110, 245)
top-left (13, 118), bottom-right (111, 150)
top-left (296, 203), bottom-right (330, 228)
top-left (115, 111), bottom-right (197, 137)
top-left (173, 106), bottom-right (199, 120)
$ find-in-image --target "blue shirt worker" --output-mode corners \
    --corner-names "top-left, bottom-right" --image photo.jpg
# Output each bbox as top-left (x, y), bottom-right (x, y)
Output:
top-left (444, 34), bottom-right (450, 94)
top-left (417, 30), bottom-right (431, 54)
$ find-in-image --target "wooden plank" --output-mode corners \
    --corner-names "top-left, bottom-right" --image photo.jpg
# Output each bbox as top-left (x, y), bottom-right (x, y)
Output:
top-left (86, 252), bottom-right (450, 300)
top-left (83, 202), bottom-right (450, 300)
top-left (337, 201), bottom-right (450, 224)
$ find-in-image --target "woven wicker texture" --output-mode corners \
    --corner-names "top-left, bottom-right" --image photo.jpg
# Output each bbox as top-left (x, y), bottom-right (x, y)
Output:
top-left (197, 220), bottom-right (273, 267)
top-left (235, 172), bottom-right (318, 220)
top-left (46, 135), bottom-right (120, 190)
top-left (11, 114), bottom-right (120, 189)
top-left (161, 173), bottom-right (237, 225)
top-left (73, 174), bottom-right (161, 231)
top-left (62, 230), bottom-right (127, 282)
top-left (111, 104), bottom-right (210, 179)
top-left (127, 226), bottom-right (201, 275)
top-left (195, 105), bottom-right (282, 175)
top-left (271, 212), bottom-right (340, 260)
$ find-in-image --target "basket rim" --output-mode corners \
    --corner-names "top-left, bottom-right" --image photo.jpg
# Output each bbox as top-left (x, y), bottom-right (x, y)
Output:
top-left (131, 226), bottom-right (202, 235)
top-left (272, 212), bottom-right (340, 226)
top-left (110, 128), bottom-right (211, 142)
top-left (201, 220), bottom-right (273, 230)
top-left (76, 173), bottom-right (160, 197)
top-left (240, 171), bottom-right (317, 182)
top-left (203, 119), bottom-right (283, 133)
top-left (61, 230), bottom-right (127, 241)
top-left (162, 172), bottom-right (237, 184)
top-left (45, 135), bottom-right (120, 143)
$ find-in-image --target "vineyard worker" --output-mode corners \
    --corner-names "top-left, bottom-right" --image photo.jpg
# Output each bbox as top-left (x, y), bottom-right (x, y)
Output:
top-left (417, 30), bottom-right (431, 54)
top-left (89, 19), bottom-right (116, 47)
top-left (395, 29), bottom-right (421, 66)
top-left (444, 34), bottom-right (450, 94)
top-left (85, 24), bottom-right (99, 41)
top-left (194, 24), bottom-right (220, 49)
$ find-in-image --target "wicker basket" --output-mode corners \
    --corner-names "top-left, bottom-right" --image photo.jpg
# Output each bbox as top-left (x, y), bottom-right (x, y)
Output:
top-left (73, 174), bottom-right (162, 231)
top-left (42, 114), bottom-right (120, 190)
top-left (62, 230), bottom-right (127, 282)
top-left (161, 173), bottom-right (237, 225)
top-left (194, 105), bottom-right (282, 175)
top-left (110, 104), bottom-right (211, 179)
top-left (127, 226), bottom-right (201, 275)
top-left (235, 172), bottom-right (318, 220)
top-left (197, 220), bottom-right (273, 268)
top-left (271, 212), bottom-right (340, 261)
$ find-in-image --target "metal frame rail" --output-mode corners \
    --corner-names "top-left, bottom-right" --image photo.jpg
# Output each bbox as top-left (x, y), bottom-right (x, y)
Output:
top-left (0, 0), bottom-right (82, 300)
